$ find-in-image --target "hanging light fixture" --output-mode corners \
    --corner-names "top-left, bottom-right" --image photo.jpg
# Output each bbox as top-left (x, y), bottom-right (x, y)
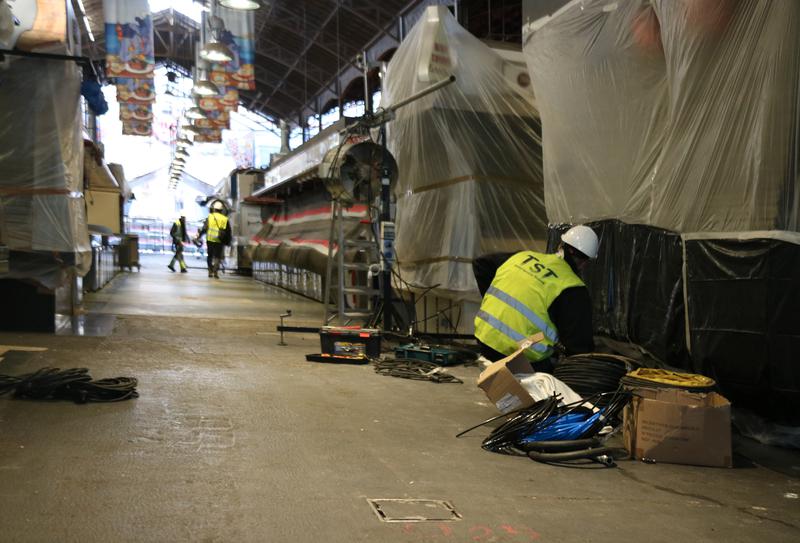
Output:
top-left (201, 14), bottom-right (234, 63)
top-left (192, 54), bottom-right (220, 96)
top-left (200, 40), bottom-right (234, 63)
top-left (181, 124), bottom-right (200, 136)
top-left (220, 0), bottom-right (262, 10)
top-left (186, 106), bottom-right (208, 120)
top-left (193, 79), bottom-right (220, 96)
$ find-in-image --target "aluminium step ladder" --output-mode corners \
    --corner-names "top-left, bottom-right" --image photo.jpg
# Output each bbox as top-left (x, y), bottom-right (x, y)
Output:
top-left (323, 200), bottom-right (381, 325)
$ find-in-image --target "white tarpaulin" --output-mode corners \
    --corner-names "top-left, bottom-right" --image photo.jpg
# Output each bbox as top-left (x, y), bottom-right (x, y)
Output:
top-left (524, 0), bottom-right (800, 233)
top-left (384, 6), bottom-right (547, 300)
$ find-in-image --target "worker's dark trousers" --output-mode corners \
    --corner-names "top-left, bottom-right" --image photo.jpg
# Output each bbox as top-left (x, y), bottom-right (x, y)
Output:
top-left (169, 243), bottom-right (187, 271)
top-left (207, 241), bottom-right (224, 277)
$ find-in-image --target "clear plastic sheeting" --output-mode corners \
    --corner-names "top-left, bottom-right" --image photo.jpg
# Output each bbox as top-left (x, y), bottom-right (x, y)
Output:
top-left (525, 0), bottom-right (800, 233)
top-left (384, 6), bottom-right (547, 301)
top-left (250, 187), bottom-right (368, 277)
top-left (0, 58), bottom-right (90, 287)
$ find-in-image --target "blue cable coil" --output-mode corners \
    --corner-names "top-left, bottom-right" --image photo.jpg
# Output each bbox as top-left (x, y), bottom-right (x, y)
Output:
top-left (520, 411), bottom-right (605, 443)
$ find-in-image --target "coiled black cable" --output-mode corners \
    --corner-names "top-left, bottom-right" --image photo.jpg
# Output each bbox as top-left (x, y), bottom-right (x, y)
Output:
top-left (553, 354), bottom-right (635, 404)
top-left (526, 447), bottom-right (626, 466)
top-left (373, 358), bottom-right (463, 384)
top-left (0, 367), bottom-right (139, 403)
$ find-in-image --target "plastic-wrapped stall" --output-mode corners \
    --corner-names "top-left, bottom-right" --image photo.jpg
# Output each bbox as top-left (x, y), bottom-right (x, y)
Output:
top-left (527, 0), bottom-right (800, 421)
top-left (0, 58), bottom-right (90, 289)
top-left (384, 5), bottom-right (546, 301)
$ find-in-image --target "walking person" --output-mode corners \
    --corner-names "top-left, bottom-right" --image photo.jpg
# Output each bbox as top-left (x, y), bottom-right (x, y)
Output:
top-left (167, 215), bottom-right (189, 273)
top-left (196, 201), bottom-right (231, 279)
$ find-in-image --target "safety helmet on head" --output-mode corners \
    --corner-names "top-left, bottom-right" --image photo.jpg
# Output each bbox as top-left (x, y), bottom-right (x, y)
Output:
top-left (210, 200), bottom-right (225, 213)
top-left (561, 225), bottom-right (599, 259)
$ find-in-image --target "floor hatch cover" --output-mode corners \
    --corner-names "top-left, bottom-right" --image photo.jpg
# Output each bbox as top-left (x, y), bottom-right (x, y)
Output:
top-left (367, 499), bottom-right (462, 523)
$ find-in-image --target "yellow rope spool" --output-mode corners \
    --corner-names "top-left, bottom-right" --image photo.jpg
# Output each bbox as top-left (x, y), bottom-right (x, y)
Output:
top-left (625, 368), bottom-right (716, 389)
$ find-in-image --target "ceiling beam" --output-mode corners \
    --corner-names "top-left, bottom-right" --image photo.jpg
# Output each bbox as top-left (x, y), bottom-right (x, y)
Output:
top-left (338, 2), bottom-right (400, 42)
top-left (254, 66), bottom-right (315, 99)
top-left (154, 27), bottom-right (170, 53)
top-left (254, 77), bottom-right (308, 108)
top-left (255, 48), bottom-right (326, 86)
top-left (293, 0), bottom-right (415, 120)
top-left (263, 4), bottom-right (341, 114)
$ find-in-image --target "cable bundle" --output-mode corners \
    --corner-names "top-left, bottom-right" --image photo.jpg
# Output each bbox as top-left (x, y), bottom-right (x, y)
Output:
top-left (478, 396), bottom-right (561, 455)
top-left (553, 354), bottom-right (635, 404)
top-left (0, 368), bottom-right (139, 403)
top-left (457, 391), bottom-right (631, 467)
top-left (373, 358), bottom-right (463, 384)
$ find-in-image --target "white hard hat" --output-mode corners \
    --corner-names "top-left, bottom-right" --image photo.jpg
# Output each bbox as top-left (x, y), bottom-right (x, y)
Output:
top-left (561, 225), bottom-right (599, 259)
top-left (210, 201), bottom-right (225, 212)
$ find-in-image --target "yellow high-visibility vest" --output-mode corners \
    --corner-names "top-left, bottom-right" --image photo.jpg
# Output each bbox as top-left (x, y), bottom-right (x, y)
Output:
top-left (207, 212), bottom-right (228, 243)
top-left (474, 251), bottom-right (585, 361)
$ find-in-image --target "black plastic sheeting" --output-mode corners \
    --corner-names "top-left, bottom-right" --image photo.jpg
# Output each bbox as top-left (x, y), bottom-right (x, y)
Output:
top-left (686, 238), bottom-right (800, 424)
top-left (547, 220), bottom-right (689, 366)
top-left (548, 221), bottom-right (800, 424)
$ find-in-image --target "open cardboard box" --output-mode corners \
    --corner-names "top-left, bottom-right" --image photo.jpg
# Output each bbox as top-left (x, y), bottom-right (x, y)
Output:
top-left (476, 333), bottom-right (544, 413)
top-left (624, 387), bottom-right (732, 468)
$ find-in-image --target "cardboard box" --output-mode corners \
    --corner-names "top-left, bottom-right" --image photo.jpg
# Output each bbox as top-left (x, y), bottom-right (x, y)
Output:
top-left (476, 333), bottom-right (544, 413)
top-left (624, 388), bottom-right (732, 468)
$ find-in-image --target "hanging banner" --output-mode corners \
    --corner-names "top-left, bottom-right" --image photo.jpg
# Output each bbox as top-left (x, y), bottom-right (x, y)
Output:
top-left (122, 121), bottom-right (153, 137)
top-left (221, 86), bottom-right (239, 111)
top-left (226, 132), bottom-right (255, 168)
top-left (119, 102), bottom-right (153, 122)
top-left (197, 87), bottom-right (239, 113)
top-left (195, 109), bottom-right (231, 129)
top-left (196, 118), bottom-right (230, 129)
top-left (209, 63), bottom-right (233, 87)
top-left (116, 78), bottom-right (156, 103)
top-left (103, 0), bottom-right (154, 79)
top-left (194, 128), bottom-right (223, 143)
top-left (217, 5), bottom-right (256, 91)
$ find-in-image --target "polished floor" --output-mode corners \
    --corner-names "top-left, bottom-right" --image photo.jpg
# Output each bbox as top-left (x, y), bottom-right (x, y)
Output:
top-left (0, 255), bottom-right (798, 542)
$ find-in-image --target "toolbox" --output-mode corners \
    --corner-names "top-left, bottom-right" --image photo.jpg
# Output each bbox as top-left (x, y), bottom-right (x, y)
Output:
top-left (320, 327), bottom-right (382, 358)
top-left (393, 344), bottom-right (463, 366)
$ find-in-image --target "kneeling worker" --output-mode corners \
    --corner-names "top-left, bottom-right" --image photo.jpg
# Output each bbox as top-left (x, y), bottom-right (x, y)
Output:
top-left (473, 225), bottom-right (599, 370)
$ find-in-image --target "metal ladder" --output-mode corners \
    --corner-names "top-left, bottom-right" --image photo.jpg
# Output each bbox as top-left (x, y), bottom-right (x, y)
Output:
top-left (323, 200), bottom-right (381, 325)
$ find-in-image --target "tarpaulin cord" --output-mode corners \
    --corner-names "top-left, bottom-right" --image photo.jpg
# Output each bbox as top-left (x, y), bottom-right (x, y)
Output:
top-left (398, 174), bottom-right (536, 197)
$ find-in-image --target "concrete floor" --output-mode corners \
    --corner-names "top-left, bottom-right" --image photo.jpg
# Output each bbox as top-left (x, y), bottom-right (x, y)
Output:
top-left (0, 254), bottom-right (798, 542)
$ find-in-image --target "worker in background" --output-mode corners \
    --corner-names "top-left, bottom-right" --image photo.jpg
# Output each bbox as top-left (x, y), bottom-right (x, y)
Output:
top-left (473, 225), bottom-right (599, 372)
top-left (167, 215), bottom-right (189, 273)
top-left (196, 201), bottom-right (231, 279)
